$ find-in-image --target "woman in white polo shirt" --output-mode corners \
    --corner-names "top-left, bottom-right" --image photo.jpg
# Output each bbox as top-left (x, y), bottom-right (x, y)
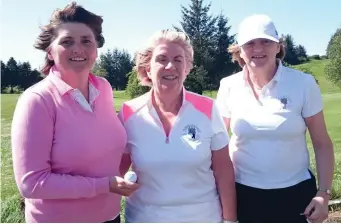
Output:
top-left (118, 29), bottom-right (237, 222)
top-left (216, 14), bottom-right (335, 223)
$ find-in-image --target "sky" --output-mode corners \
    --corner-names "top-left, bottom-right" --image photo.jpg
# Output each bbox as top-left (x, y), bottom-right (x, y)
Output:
top-left (1, 0), bottom-right (340, 70)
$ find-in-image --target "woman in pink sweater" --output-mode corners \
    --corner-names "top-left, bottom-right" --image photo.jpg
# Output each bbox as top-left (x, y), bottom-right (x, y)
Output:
top-left (11, 2), bottom-right (138, 223)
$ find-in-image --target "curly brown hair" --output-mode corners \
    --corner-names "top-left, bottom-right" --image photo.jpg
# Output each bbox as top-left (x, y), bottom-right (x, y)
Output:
top-left (34, 1), bottom-right (105, 75)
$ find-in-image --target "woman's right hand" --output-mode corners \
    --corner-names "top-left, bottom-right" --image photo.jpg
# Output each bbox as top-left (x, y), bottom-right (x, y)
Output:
top-left (109, 176), bottom-right (139, 197)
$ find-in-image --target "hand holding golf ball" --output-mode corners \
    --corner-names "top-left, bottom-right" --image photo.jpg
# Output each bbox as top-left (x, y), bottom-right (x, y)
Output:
top-left (124, 171), bottom-right (137, 183)
top-left (109, 173), bottom-right (139, 196)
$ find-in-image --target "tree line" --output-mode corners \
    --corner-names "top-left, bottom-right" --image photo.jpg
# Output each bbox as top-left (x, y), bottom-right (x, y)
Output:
top-left (1, 58), bottom-right (43, 93)
top-left (1, 0), bottom-right (339, 96)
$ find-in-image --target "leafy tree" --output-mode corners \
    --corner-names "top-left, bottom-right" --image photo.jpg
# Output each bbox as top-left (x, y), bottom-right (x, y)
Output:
top-left (325, 27), bottom-right (341, 88)
top-left (282, 34), bottom-right (300, 65)
top-left (176, 0), bottom-right (216, 89)
top-left (91, 61), bottom-right (106, 77)
top-left (1, 61), bottom-right (9, 92)
top-left (295, 44), bottom-right (308, 63)
top-left (1, 59), bottom-right (42, 92)
top-left (211, 13), bottom-right (238, 87)
top-left (18, 62), bottom-right (32, 89)
top-left (326, 27), bottom-right (341, 58)
top-left (309, 54), bottom-right (321, 60)
top-left (176, 0), bottom-right (236, 91)
top-left (95, 48), bottom-right (133, 90)
top-left (184, 65), bottom-right (208, 94)
top-left (125, 70), bottom-right (150, 99)
top-left (6, 57), bottom-right (19, 93)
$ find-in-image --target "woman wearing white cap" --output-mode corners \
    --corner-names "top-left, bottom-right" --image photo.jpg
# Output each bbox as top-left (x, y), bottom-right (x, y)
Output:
top-left (216, 14), bottom-right (334, 223)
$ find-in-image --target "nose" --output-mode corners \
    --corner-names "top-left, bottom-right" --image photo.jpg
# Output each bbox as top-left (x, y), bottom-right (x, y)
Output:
top-left (72, 42), bottom-right (85, 54)
top-left (252, 42), bottom-right (264, 52)
top-left (165, 61), bottom-right (175, 70)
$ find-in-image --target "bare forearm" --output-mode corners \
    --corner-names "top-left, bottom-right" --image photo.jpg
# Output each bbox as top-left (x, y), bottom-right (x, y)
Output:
top-left (314, 145), bottom-right (334, 190)
top-left (214, 163), bottom-right (237, 221)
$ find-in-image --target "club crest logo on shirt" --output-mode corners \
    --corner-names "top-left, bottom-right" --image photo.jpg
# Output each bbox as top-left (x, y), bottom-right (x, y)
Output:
top-left (182, 125), bottom-right (201, 141)
top-left (279, 95), bottom-right (291, 109)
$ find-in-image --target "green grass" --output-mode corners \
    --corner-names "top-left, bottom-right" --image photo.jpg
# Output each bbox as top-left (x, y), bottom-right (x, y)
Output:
top-left (1, 59), bottom-right (340, 222)
top-left (113, 90), bottom-right (128, 112)
top-left (294, 59), bottom-right (340, 94)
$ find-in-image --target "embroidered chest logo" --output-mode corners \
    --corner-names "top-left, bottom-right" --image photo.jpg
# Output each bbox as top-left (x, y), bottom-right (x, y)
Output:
top-left (182, 125), bottom-right (201, 141)
top-left (279, 96), bottom-right (291, 109)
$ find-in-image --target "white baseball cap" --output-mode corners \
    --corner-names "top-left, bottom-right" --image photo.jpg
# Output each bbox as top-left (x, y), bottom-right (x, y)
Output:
top-left (237, 14), bottom-right (280, 46)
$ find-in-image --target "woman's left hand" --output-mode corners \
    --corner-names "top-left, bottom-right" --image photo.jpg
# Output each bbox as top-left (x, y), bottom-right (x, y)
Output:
top-left (304, 192), bottom-right (329, 223)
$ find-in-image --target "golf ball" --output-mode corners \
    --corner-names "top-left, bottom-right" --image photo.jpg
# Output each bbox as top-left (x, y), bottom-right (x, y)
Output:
top-left (124, 171), bottom-right (137, 183)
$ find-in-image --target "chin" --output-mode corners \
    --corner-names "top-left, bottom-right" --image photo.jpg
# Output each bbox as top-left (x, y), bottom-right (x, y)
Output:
top-left (250, 61), bottom-right (269, 68)
top-left (160, 84), bottom-right (181, 93)
top-left (70, 65), bottom-right (90, 73)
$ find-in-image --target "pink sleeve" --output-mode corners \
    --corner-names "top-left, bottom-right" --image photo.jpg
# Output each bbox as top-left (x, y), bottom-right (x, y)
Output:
top-left (11, 92), bottom-right (110, 199)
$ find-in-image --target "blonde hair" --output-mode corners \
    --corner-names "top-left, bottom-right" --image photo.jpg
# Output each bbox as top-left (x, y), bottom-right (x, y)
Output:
top-left (135, 29), bottom-right (194, 86)
top-left (228, 39), bottom-right (286, 67)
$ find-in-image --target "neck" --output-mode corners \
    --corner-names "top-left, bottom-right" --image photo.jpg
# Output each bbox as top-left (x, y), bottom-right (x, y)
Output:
top-left (247, 61), bottom-right (278, 89)
top-left (61, 70), bottom-right (89, 100)
top-left (152, 88), bottom-right (183, 114)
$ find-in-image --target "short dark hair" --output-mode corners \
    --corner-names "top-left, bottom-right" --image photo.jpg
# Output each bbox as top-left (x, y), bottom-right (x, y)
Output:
top-left (34, 1), bottom-right (105, 75)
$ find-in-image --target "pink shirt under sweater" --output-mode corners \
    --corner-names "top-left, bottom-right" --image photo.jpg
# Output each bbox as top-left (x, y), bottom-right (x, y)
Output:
top-left (11, 67), bottom-right (127, 223)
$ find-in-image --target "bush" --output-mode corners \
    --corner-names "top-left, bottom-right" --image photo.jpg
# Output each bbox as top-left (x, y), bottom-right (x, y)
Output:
top-left (125, 70), bottom-right (150, 99)
top-left (184, 65), bottom-right (208, 95)
top-left (2, 86), bottom-right (23, 94)
top-left (327, 28), bottom-right (341, 58)
top-left (325, 28), bottom-right (341, 88)
top-left (309, 54), bottom-right (321, 60)
top-left (325, 59), bottom-right (341, 88)
top-left (293, 65), bottom-right (319, 84)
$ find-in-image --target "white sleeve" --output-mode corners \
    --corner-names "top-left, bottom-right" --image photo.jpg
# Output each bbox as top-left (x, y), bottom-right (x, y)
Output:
top-left (216, 79), bottom-right (231, 118)
top-left (210, 101), bottom-right (230, 151)
top-left (302, 74), bottom-right (323, 118)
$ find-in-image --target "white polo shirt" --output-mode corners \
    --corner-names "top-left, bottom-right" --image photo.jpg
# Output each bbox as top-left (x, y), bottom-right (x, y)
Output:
top-left (216, 61), bottom-right (323, 189)
top-left (118, 89), bottom-right (229, 223)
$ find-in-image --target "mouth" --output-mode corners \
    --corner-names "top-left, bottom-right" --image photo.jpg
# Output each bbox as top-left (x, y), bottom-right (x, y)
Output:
top-left (69, 57), bottom-right (87, 62)
top-left (252, 55), bottom-right (266, 59)
top-left (162, 75), bottom-right (178, 80)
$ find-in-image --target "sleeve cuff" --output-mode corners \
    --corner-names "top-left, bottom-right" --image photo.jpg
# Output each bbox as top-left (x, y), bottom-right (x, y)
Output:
top-left (302, 107), bottom-right (323, 118)
top-left (211, 132), bottom-right (230, 151)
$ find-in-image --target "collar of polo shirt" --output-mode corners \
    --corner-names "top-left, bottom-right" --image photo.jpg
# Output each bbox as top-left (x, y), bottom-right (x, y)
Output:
top-left (145, 86), bottom-right (189, 111)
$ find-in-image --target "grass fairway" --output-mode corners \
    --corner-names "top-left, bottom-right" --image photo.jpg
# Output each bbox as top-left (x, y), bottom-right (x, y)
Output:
top-left (294, 59), bottom-right (340, 94)
top-left (1, 59), bottom-right (340, 222)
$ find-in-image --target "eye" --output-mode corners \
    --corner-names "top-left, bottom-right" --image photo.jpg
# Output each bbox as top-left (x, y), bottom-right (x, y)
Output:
top-left (82, 39), bottom-right (92, 44)
top-left (61, 40), bottom-right (73, 45)
top-left (156, 56), bottom-right (166, 62)
top-left (244, 41), bottom-right (254, 47)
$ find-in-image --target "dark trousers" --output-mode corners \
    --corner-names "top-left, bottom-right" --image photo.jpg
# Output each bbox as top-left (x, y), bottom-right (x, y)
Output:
top-left (236, 171), bottom-right (317, 223)
top-left (104, 215), bottom-right (120, 223)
